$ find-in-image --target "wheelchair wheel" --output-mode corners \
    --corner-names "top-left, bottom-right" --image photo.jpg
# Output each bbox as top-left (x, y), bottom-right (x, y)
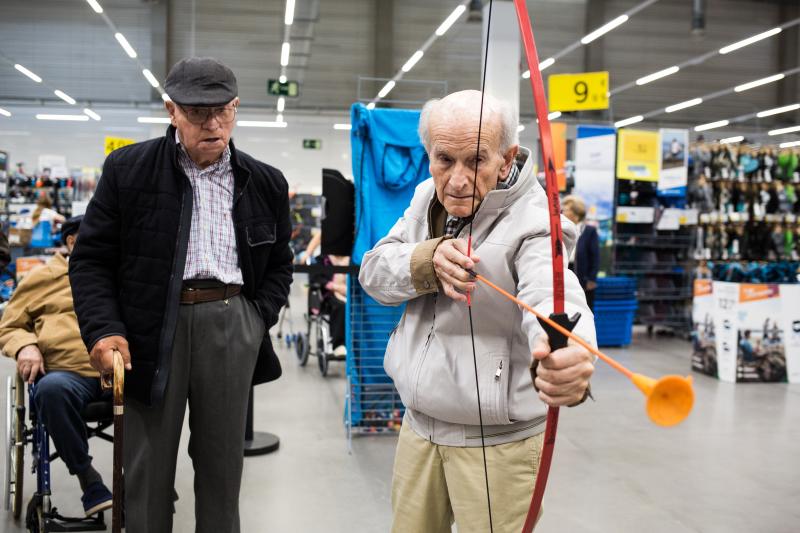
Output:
top-left (295, 332), bottom-right (310, 367)
top-left (5, 375), bottom-right (25, 519)
top-left (317, 336), bottom-right (329, 377)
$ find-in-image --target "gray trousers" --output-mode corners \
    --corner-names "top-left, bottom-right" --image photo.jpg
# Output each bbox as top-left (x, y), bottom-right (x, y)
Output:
top-left (124, 295), bottom-right (265, 533)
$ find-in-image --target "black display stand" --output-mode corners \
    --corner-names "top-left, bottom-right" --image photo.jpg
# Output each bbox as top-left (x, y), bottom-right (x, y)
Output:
top-left (243, 387), bottom-right (280, 456)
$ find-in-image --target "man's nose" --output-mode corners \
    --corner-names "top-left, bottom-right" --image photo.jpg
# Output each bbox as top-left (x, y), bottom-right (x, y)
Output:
top-left (450, 162), bottom-right (472, 190)
top-left (202, 115), bottom-right (222, 130)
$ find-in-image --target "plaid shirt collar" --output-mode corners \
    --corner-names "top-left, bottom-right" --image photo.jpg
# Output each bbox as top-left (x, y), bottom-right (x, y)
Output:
top-left (175, 129), bottom-right (231, 172)
top-left (444, 160), bottom-right (521, 237)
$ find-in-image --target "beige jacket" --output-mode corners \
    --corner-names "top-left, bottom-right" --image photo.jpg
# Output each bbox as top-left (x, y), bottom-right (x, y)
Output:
top-left (359, 147), bottom-right (595, 446)
top-left (0, 254), bottom-right (97, 377)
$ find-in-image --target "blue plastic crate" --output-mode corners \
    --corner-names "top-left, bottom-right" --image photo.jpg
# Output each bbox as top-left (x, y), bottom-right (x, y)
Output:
top-left (594, 308), bottom-right (636, 347)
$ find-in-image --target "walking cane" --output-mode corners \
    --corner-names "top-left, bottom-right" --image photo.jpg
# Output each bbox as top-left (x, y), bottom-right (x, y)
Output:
top-left (100, 350), bottom-right (125, 533)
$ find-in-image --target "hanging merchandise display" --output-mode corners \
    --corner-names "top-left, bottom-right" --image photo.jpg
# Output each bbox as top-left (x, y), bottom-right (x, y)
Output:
top-left (616, 129), bottom-right (660, 182)
top-left (689, 142), bottom-right (800, 263)
top-left (658, 128), bottom-right (689, 196)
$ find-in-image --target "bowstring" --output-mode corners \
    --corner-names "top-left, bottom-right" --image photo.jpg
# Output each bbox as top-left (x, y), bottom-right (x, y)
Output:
top-left (466, 0), bottom-right (494, 531)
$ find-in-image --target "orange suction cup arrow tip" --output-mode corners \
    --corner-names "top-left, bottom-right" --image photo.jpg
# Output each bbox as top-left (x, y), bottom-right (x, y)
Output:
top-left (631, 374), bottom-right (694, 427)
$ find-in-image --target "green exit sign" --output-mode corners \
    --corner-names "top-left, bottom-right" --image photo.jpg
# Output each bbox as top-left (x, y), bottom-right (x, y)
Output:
top-left (268, 79), bottom-right (300, 97)
top-left (303, 139), bottom-right (322, 150)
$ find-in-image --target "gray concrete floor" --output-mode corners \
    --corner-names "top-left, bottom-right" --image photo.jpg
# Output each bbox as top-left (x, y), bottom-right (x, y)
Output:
top-left (2, 282), bottom-right (799, 532)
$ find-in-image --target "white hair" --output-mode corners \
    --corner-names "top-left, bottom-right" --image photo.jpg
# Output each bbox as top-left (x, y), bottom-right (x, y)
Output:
top-left (418, 90), bottom-right (519, 153)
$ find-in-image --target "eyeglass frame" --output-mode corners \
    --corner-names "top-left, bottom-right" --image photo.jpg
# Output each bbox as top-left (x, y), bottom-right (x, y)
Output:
top-left (176, 103), bottom-right (238, 125)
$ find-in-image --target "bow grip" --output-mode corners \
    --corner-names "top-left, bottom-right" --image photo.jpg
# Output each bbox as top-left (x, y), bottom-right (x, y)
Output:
top-left (531, 312), bottom-right (581, 389)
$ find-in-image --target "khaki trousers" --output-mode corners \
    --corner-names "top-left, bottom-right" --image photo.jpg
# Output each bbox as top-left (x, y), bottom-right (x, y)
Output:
top-left (391, 421), bottom-right (544, 533)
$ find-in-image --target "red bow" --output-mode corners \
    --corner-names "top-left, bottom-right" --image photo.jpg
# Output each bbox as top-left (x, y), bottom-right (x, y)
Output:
top-left (512, 1), bottom-right (568, 530)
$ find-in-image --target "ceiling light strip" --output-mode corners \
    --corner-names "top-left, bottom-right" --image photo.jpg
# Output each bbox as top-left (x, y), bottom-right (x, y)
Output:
top-left (757, 103), bottom-right (800, 118)
top-left (611, 17), bottom-right (800, 96)
top-left (14, 63), bottom-right (42, 83)
top-left (636, 65), bottom-right (679, 86)
top-left (614, 115), bottom-right (644, 128)
top-left (664, 98), bottom-right (703, 113)
top-left (83, 108), bottom-right (102, 121)
top-left (695, 120), bottom-right (729, 132)
top-left (237, 120), bottom-right (288, 128)
top-left (284, 0), bottom-right (295, 25)
top-left (719, 27), bottom-right (782, 55)
top-left (369, 0), bottom-right (470, 108)
top-left (768, 125), bottom-right (800, 136)
top-left (734, 73), bottom-right (785, 93)
top-left (54, 89), bottom-right (76, 105)
top-left (521, 0), bottom-right (661, 80)
top-left (36, 114), bottom-right (90, 121)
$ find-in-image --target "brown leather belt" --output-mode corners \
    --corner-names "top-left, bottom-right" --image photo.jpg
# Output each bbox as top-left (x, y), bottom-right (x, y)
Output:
top-left (180, 284), bottom-right (241, 305)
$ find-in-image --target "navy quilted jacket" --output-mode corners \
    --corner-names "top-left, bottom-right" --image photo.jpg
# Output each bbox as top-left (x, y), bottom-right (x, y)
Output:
top-left (70, 126), bottom-right (293, 405)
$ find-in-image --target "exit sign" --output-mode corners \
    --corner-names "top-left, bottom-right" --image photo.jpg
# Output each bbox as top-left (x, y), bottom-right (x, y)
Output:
top-left (268, 79), bottom-right (300, 97)
top-left (303, 139), bottom-right (322, 150)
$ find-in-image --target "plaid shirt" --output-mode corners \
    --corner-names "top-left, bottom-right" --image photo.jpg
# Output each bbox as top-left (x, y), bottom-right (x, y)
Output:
top-left (176, 131), bottom-right (243, 284)
top-left (444, 161), bottom-right (520, 237)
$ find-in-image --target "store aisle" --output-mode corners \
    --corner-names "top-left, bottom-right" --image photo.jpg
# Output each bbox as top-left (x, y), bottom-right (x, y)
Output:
top-left (1, 283), bottom-right (798, 532)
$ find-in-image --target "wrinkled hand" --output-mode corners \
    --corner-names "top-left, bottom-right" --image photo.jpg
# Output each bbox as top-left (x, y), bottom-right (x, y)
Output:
top-left (90, 335), bottom-right (132, 374)
top-left (532, 335), bottom-right (594, 407)
top-left (17, 345), bottom-right (45, 384)
top-left (432, 239), bottom-right (480, 303)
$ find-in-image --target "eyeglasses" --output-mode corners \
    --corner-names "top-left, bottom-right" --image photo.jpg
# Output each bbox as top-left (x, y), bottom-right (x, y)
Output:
top-left (178, 104), bottom-right (237, 125)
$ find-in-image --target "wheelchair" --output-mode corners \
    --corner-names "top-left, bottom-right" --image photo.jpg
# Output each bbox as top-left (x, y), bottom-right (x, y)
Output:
top-left (5, 374), bottom-right (113, 532)
top-left (294, 281), bottom-right (345, 377)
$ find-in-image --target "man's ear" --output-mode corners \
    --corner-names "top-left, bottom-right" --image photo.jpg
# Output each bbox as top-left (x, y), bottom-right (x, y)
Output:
top-left (500, 144), bottom-right (520, 176)
top-left (165, 101), bottom-right (177, 126)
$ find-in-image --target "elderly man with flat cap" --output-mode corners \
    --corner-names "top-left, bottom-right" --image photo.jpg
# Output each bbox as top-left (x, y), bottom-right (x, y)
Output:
top-left (70, 57), bottom-right (293, 532)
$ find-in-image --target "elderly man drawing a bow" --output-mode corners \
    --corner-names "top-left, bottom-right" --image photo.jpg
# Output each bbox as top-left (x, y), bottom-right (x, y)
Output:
top-left (359, 90), bottom-right (597, 533)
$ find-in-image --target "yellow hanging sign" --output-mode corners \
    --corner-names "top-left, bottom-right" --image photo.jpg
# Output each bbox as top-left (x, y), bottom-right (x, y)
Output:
top-left (617, 129), bottom-right (660, 182)
top-left (548, 71), bottom-right (609, 112)
top-left (104, 136), bottom-right (135, 156)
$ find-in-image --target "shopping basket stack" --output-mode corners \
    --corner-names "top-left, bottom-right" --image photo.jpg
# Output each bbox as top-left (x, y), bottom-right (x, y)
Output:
top-left (345, 279), bottom-right (405, 441)
top-left (593, 277), bottom-right (638, 347)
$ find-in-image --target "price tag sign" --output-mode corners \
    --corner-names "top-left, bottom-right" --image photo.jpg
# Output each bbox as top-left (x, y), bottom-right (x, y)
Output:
top-left (104, 136), bottom-right (135, 156)
top-left (548, 71), bottom-right (609, 112)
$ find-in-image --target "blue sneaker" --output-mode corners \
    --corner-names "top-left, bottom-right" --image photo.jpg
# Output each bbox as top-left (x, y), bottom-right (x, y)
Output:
top-left (81, 481), bottom-right (113, 517)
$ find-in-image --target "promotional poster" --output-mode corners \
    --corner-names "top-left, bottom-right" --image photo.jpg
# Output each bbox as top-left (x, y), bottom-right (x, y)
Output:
top-left (691, 279), bottom-right (716, 377)
top-left (616, 128), bottom-right (660, 182)
top-left (658, 128), bottom-right (689, 196)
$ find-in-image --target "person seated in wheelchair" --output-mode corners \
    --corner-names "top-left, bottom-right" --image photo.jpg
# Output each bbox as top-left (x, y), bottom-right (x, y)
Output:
top-left (0, 216), bottom-right (114, 517)
top-left (306, 241), bottom-right (348, 357)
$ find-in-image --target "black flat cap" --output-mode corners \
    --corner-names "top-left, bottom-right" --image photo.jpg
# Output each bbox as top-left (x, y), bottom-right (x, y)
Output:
top-left (164, 57), bottom-right (238, 107)
top-left (61, 215), bottom-right (83, 244)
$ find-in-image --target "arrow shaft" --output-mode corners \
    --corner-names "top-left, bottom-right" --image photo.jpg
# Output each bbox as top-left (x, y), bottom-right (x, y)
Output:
top-left (473, 273), bottom-right (634, 379)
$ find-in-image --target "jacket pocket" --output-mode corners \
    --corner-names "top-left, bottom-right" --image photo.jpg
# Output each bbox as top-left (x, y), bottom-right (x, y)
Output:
top-left (482, 353), bottom-right (512, 426)
top-left (246, 222), bottom-right (277, 246)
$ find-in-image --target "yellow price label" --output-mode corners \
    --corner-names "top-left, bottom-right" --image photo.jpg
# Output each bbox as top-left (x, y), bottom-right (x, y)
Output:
top-left (548, 71), bottom-right (609, 112)
top-left (104, 136), bottom-right (135, 156)
top-left (616, 213), bottom-right (628, 222)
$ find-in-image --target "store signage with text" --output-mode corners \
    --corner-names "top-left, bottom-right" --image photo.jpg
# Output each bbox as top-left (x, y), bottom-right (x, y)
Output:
top-left (548, 71), bottom-right (609, 112)
top-left (268, 79), bottom-right (300, 97)
top-left (104, 136), bottom-right (135, 156)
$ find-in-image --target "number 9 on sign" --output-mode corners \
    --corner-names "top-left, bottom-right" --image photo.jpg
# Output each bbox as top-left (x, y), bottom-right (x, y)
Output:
top-left (548, 71), bottom-right (609, 112)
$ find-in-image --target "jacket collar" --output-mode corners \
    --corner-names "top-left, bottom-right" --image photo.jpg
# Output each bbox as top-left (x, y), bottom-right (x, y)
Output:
top-left (165, 125), bottom-right (251, 193)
